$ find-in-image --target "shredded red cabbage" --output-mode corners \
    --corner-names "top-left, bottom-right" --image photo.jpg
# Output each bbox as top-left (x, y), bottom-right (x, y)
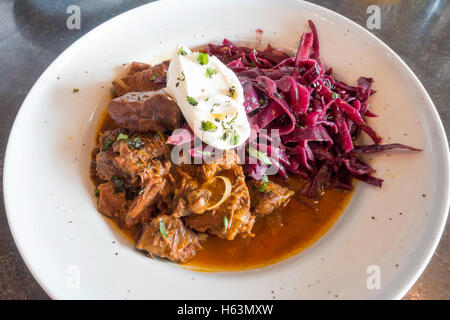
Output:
top-left (168, 20), bottom-right (421, 199)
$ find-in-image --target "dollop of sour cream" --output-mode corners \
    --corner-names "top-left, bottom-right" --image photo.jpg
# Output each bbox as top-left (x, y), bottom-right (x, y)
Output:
top-left (166, 45), bottom-right (250, 150)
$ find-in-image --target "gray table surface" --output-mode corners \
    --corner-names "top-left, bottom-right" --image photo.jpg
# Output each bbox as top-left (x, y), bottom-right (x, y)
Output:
top-left (0, 0), bottom-right (448, 300)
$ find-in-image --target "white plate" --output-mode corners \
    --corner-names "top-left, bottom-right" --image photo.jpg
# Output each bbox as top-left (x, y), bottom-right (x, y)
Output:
top-left (4, 0), bottom-right (449, 299)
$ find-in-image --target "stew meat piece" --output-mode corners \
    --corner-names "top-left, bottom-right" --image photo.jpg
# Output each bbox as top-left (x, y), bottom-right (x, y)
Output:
top-left (95, 149), bottom-right (121, 182)
top-left (124, 160), bottom-right (171, 227)
top-left (94, 129), bottom-right (171, 224)
top-left (97, 181), bottom-right (128, 218)
top-left (95, 129), bottom-right (167, 185)
top-left (161, 150), bottom-right (241, 217)
top-left (247, 180), bottom-right (294, 217)
top-left (181, 151), bottom-right (256, 240)
top-left (107, 89), bottom-right (182, 133)
top-left (136, 214), bottom-right (201, 263)
top-left (113, 61), bottom-right (169, 96)
top-left (129, 61), bottom-right (152, 75)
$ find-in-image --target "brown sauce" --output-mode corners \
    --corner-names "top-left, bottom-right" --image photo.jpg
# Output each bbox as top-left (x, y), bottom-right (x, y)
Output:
top-left (94, 108), bottom-right (353, 272)
top-left (185, 178), bottom-right (352, 271)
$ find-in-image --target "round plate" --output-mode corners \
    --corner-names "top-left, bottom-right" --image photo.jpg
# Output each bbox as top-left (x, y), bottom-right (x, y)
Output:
top-left (4, 0), bottom-right (449, 299)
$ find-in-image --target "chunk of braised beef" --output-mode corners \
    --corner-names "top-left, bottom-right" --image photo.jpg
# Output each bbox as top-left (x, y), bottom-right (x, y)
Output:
top-left (136, 214), bottom-right (201, 263)
top-left (94, 130), bottom-right (167, 185)
top-left (107, 89), bottom-right (182, 133)
top-left (95, 150), bottom-right (121, 182)
top-left (129, 61), bottom-right (151, 75)
top-left (113, 61), bottom-right (169, 96)
top-left (247, 180), bottom-right (294, 217)
top-left (167, 165), bottom-right (206, 217)
top-left (201, 149), bottom-right (240, 180)
top-left (97, 181), bottom-right (128, 218)
top-left (160, 150), bottom-right (239, 217)
top-left (124, 160), bottom-right (171, 227)
top-left (98, 128), bottom-right (124, 151)
top-left (184, 163), bottom-right (255, 240)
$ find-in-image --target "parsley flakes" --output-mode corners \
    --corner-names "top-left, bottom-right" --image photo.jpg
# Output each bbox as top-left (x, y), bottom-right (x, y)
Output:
top-left (257, 175), bottom-right (270, 193)
top-left (197, 53), bottom-right (209, 65)
top-left (231, 130), bottom-right (240, 145)
top-left (187, 96), bottom-right (198, 106)
top-left (330, 92), bottom-right (340, 99)
top-left (205, 67), bottom-right (217, 78)
top-left (228, 86), bottom-right (237, 98)
top-left (201, 120), bottom-right (217, 132)
top-left (177, 47), bottom-right (187, 56)
top-left (116, 133), bottom-right (129, 141)
top-left (248, 147), bottom-right (272, 165)
top-left (159, 220), bottom-right (167, 239)
top-left (102, 139), bottom-right (113, 151)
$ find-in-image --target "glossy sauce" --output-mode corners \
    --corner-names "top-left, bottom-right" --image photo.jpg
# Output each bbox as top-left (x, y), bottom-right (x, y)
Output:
top-left (185, 177), bottom-right (352, 271)
top-left (96, 109), bottom-right (353, 272)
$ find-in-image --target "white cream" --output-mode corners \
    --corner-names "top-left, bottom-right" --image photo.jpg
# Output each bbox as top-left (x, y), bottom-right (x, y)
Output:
top-left (166, 45), bottom-right (250, 150)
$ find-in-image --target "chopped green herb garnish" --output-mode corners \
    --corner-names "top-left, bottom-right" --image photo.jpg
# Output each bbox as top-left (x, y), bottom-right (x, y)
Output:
top-left (275, 92), bottom-right (283, 99)
top-left (72, 88), bottom-right (79, 93)
top-left (210, 103), bottom-right (220, 114)
top-left (176, 82), bottom-right (180, 87)
top-left (149, 74), bottom-right (157, 81)
top-left (177, 47), bottom-right (187, 56)
top-left (248, 147), bottom-right (272, 165)
top-left (330, 92), bottom-right (340, 99)
top-left (127, 137), bottom-right (144, 149)
top-left (112, 177), bottom-right (124, 193)
top-left (95, 189), bottom-right (100, 197)
top-left (205, 67), bottom-right (217, 78)
top-left (257, 175), bottom-right (270, 193)
top-left (223, 216), bottom-right (229, 232)
top-left (102, 139), bottom-right (113, 151)
top-left (177, 72), bottom-right (185, 81)
top-left (214, 118), bottom-right (220, 122)
top-left (201, 120), bottom-right (217, 132)
top-left (228, 112), bottom-right (238, 125)
top-left (228, 86), bottom-right (237, 98)
top-left (221, 131), bottom-right (229, 141)
top-left (231, 130), bottom-right (239, 145)
top-left (197, 53), bottom-right (209, 65)
top-left (258, 182), bottom-right (270, 193)
top-left (159, 220), bottom-right (167, 239)
top-left (116, 133), bottom-right (129, 141)
top-left (187, 96), bottom-right (198, 106)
